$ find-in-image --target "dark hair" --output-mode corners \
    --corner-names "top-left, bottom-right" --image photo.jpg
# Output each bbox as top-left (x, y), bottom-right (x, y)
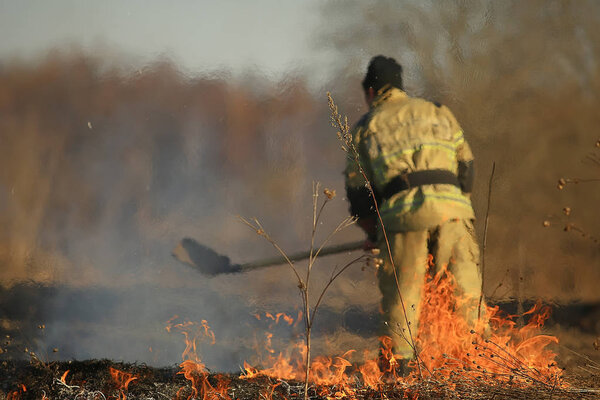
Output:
top-left (362, 55), bottom-right (403, 93)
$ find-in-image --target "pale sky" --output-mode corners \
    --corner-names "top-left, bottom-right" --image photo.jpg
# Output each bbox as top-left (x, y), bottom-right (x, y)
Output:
top-left (0, 0), bottom-right (329, 79)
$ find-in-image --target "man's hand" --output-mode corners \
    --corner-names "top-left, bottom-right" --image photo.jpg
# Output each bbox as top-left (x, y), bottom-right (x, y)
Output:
top-left (362, 238), bottom-right (377, 251)
top-left (357, 217), bottom-right (378, 245)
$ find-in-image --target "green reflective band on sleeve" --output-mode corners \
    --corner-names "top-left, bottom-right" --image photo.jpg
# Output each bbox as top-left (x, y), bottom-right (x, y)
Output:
top-left (453, 130), bottom-right (465, 144)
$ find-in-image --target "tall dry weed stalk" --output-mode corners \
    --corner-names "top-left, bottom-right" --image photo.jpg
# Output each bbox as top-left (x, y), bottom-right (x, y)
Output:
top-left (240, 183), bottom-right (369, 400)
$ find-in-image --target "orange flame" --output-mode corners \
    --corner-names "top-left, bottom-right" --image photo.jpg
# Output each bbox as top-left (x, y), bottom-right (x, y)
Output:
top-left (168, 269), bottom-right (562, 398)
top-left (6, 384), bottom-right (26, 400)
top-left (167, 316), bottom-right (231, 400)
top-left (6, 391), bottom-right (20, 400)
top-left (109, 367), bottom-right (138, 400)
top-left (60, 370), bottom-right (70, 385)
top-left (357, 357), bottom-right (383, 388)
top-left (260, 382), bottom-right (282, 400)
top-left (242, 313), bottom-right (357, 390)
top-left (405, 267), bottom-right (562, 386)
top-left (240, 267), bottom-right (563, 395)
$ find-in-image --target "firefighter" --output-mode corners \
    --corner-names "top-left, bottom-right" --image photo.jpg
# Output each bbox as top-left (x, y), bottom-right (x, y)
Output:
top-left (344, 55), bottom-right (484, 366)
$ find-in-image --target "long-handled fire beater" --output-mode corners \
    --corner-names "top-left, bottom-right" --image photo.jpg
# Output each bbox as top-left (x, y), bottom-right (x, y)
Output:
top-left (172, 238), bottom-right (364, 276)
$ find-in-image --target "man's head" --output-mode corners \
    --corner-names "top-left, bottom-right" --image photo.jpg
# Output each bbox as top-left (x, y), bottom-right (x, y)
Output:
top-left (362, 55), bottom-right (403, 105)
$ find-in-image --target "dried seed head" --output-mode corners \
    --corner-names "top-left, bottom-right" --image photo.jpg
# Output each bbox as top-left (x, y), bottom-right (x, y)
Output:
top-left (543, 220), bottom-right (551, 227)
top-left (370, 248), bottom-right (380, 256)
top-left (372, 257), bottom-right (383, 268)
top-left (323, 188), bottom-right (336, 200)
top-left (596, 139), bottom-right (600, 148)
top-left (564, 224), bottom-right (573, 232)
top-left (563, 207), bottom-right (571, 216)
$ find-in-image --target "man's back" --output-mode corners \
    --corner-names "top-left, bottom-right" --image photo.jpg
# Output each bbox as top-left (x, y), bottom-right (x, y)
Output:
top-left (347, 87), bottom-right (475, 232)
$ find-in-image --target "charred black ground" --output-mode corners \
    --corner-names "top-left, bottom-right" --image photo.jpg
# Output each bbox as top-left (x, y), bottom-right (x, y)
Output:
top-left (1, 359), bottom-right (599, 400)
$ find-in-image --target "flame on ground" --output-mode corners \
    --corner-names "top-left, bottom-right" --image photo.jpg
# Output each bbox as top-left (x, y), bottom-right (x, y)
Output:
top-left (109, 367), bottom-right (138, 400)
top-left (411, 266), bottom-right (562, 388)
top-left (166, 316), bottom-right (230, 400)
top-left (60, 370), bottom-right (70, 385)
top-left (169, 267), bottom-right (563, 398)
top-left (239, 267), bottom-right (562, 393)
top-left (6, 384), bottom-right (26, 400)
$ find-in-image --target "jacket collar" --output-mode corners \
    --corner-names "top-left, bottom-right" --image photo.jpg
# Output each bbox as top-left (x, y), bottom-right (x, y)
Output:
top-left (371, 86), bottom-right (408, 109)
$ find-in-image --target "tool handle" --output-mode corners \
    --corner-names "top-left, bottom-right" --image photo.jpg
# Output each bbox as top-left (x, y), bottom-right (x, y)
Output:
top-left (237, 240), bottom-right (365, 272)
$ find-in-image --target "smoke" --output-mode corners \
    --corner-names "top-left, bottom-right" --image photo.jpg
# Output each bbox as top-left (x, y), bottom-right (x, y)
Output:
top-left (0, 52), bottom-right (374, 370)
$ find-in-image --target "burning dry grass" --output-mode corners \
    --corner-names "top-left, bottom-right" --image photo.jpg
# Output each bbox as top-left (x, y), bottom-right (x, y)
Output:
top-left (1, 279), bottom-right (599, 398)
top-left (96, 265), bottom-right (594, 399)
top-left (226, 270), bottom-right (580, 398)
top-left (0, 359), bottom-right (598, 400)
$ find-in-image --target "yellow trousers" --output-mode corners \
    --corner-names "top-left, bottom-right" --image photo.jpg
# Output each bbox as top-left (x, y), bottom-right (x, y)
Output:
top-left (377, 219), bottom-right (483, 359)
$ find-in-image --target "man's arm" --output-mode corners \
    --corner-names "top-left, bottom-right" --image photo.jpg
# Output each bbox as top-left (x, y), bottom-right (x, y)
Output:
top-left (344, 121), bottom-right (379, 242)
top-left (457, 159), bottom-right (474, 194)
top-left (453, 128), bottom-right (475, 194)
top-left (346, 185), bottom-right (378, 242)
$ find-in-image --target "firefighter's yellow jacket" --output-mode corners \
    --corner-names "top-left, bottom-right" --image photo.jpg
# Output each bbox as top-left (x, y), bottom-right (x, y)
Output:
top-left (345, 87), bottom-right (475, 232)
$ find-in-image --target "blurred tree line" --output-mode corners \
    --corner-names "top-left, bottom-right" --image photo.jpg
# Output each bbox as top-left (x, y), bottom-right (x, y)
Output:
top-left (0, 0), bottom-right (598, 303)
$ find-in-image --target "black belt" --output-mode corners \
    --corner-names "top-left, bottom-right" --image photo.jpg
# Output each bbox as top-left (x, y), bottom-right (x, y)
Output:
top-left (381, 169), bottom-right (460, 200)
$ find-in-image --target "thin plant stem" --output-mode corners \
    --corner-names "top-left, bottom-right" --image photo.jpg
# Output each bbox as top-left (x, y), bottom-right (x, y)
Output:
top-left (241, 185), bottom-right (361, 400)
top-left (478, 161), bottom-right (496, 320)
top-left (312, 256), bottom-right (368, 322)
